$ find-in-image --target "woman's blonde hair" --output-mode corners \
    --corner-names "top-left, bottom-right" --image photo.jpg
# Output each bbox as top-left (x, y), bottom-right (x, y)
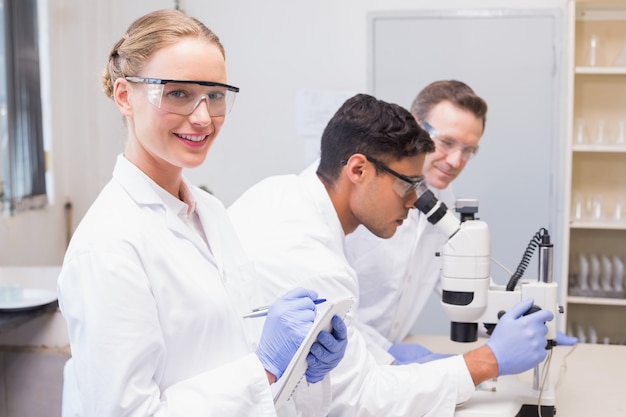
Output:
top-left (102, 9), bottom-right (224, 98)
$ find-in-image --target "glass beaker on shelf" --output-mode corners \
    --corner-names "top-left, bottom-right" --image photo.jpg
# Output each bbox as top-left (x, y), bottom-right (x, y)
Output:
top-left (587, 34), bottom-right (601, 67)
top-left (572, 191), bottom-right (588, 221)
top-left (592, 120), bottom-right (607, 145)
top-left (575, 118), bottom-right (587, 145)
top-left (591, 194), bottom-right (604, 221)
top-left (616, 120), bottom-right (626, 145)
top-left (613, 196), bottom-right (623, 223)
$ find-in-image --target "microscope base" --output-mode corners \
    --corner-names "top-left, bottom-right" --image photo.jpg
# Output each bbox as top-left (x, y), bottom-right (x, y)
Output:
top-left (454, 375), bottom-right (555, 417)
top-left (517, 404), bottom-right (556, 417)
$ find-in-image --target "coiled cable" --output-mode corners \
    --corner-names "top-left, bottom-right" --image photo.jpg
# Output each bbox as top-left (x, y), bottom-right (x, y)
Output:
top-left (506, 227), bottom-right (549, 291)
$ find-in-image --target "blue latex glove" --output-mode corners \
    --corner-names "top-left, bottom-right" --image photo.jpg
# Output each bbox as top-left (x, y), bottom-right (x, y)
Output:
top-left (389, 343), bottom-right (454, 365)
top-left (485, 298), bottom-right (554, 376)
top-left (555, 330), bottom-right (578, 346)
top-left (256, 287), bottom-right (318, 380)
top-left (305, 315), bottom-right (348, 383)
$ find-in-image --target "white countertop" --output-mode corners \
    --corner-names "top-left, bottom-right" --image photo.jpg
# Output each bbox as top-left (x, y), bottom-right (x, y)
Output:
top-left (406, 334), bottom-right (626, 417)
top-left (0, 266), bottom-right (67, 347)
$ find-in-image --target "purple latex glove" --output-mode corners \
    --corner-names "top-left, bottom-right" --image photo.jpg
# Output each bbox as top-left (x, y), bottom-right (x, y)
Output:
top-left (305, 315), bottom-right (348, 383)
top-left (486, 298), bottom-right (554, 376)
top-left (389, 343), bottom-right (454, 365)
top-left (555, 330), bottom-right (578, 346)
top-left (256, 288), bottom-right (318, 380)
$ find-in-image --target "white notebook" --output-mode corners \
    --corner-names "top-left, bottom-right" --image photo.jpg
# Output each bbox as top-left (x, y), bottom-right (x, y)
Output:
top-left (272, 296), bottom-right (354, 408)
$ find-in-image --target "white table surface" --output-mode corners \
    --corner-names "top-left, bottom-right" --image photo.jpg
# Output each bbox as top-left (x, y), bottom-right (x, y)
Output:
top-left (406, 334), bottom-right (626, 417)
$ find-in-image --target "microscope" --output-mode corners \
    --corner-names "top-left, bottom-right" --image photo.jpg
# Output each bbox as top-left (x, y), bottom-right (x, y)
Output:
top-left (415, 187), bottom-right (562, 417)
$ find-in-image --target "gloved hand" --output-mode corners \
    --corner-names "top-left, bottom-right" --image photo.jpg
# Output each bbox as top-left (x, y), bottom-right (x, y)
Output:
top-left (389, 343), bottom-right (454, 365)
top-left (485, 298), bottom-right (554, 376)
top-left (555, 330), bottom-right (578, 346)
top-left (256, 287), bottom-right (318, 381)
top-left (305, 315), bottom-right (348, 383)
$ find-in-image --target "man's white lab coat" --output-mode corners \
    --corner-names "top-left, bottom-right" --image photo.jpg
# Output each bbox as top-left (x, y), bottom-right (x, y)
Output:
top-left (58, 155), bottom-right (314, 417)
top-left (228, 171), bottom-right (474, 417)
top-left (345, 187), bottom-right (454, 346)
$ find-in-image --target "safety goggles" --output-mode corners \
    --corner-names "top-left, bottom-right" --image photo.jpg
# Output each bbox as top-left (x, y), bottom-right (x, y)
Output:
top-left (421, 120), bottom-right (479, 161)
top-left (365, 155), bottom-right (425, 198)
top-left (125, 76), bottom-right (239, 116)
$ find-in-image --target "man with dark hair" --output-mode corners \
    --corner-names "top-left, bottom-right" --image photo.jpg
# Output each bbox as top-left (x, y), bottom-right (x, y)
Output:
top-left (347, 80), bottom-right (487, 364)
top-left (228, 93), bottom-right (553, 416)
top-left (346, 81), bottom-right (576, 366)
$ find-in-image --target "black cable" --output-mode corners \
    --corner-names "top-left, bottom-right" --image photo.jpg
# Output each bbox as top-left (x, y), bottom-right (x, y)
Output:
top-left (506, 227), bottom-right (549, 291)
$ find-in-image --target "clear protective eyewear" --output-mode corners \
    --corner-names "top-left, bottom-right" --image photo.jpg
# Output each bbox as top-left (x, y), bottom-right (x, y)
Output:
top-left (365, 155), bottom-right (426, 198)
top-left (125, 76), bottom-right (240, 116)
top-left (421, 121), bottom-right (479, 161)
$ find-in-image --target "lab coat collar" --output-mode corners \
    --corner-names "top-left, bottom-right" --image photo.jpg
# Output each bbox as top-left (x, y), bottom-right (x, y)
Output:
top-left (112, 154), bottom-right (178, 208)
top-left (112, 154), bottom-right (215, 265)
top-left (300, 169), bottom-right (346, 246)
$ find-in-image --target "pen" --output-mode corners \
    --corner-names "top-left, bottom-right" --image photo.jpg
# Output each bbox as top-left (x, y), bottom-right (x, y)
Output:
top-left (242, 298), bottom-right (327, 319)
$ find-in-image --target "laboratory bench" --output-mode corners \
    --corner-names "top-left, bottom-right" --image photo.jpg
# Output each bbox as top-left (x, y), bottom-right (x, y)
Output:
top-left (407, 334), bottom-right (626, 417)
top-left (0, 301), bottom-right (59, 334)
top-left (0, 265), bottom-right (61, 336)
top-left (0, 266), bottom-right (67, 417)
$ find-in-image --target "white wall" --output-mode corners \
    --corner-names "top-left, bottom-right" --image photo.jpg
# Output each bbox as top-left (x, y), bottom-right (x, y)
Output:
top-left (0, 0), bottom-right (170, 265)
top-left (0, 0), bottom-right (567, 266)
top-left (185, 0), bottom-right (568, 205)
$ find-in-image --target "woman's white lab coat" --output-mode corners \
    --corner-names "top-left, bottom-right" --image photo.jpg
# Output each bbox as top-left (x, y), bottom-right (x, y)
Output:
top-left (228, 171), bottom-right (475, 417)
top-left (58, 155), bottom-right (278, 417)
top-left (345, 187), bottom-right (454, 346)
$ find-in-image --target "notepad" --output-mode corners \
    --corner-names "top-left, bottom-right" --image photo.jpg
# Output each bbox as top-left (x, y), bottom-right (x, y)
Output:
top-left (272, 296), bottom-right (354, 408)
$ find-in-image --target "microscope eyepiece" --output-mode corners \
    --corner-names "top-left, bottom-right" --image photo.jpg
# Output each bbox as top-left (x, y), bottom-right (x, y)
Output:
top-left (414, 189), bottom-right (450, 226)
top-left (414, 189), bottom-right (462, 238)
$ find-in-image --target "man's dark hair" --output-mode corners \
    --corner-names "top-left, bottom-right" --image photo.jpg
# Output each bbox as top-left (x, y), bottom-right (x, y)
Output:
top-left (317, 93), bottom-right (434, 183)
